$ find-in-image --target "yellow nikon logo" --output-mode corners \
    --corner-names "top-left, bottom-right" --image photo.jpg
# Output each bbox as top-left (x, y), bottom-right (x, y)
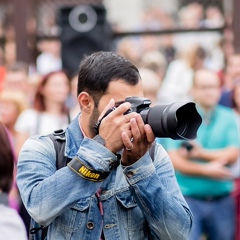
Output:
top-left (78, 166), bottom-right (100, 180)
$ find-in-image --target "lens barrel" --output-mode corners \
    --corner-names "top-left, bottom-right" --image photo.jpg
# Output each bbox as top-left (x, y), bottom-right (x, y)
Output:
top-left (140, 102), bottom-right (202, 140)
top-left (97, 97), bottom-right (202, 140)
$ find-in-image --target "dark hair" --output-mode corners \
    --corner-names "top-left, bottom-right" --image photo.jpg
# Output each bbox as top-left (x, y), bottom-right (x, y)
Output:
top-left (34, 70), bottom-right (69, 113)
top-left (0, 122), bottom-right (14, 193)
top-left (77, 51), bottom-right (140, 105)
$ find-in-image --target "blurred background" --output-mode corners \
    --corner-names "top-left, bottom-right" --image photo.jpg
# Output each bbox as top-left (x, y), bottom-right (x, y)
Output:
top-left (0, 0), bottom-right (240, 239)
top-left (0, 0), bottom-right (238, 74)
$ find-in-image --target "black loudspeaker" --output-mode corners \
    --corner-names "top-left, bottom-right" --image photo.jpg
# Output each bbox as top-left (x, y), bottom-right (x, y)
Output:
top-left (58, 4), bottom-right (112, 76)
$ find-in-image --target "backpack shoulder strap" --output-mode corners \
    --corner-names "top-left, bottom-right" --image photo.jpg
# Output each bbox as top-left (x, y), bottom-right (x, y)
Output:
top-left (48, 129), bottom-right (71, 169)
top-left (149, 140), bottom-right (156, 161)
top-left (30, 129), bottom-right (71, 239)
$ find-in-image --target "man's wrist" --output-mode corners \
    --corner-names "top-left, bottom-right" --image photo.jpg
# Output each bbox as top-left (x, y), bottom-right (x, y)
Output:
top-left (92, 134), bottom-right (119, 158)
top-left (93, 134), bottom-right (105, 146)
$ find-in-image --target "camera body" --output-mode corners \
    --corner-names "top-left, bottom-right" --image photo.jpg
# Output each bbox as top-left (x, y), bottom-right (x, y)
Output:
top-left (95, 96), bottom-right (202, 140)
top-left (124, 97), bottom-right (152, 114)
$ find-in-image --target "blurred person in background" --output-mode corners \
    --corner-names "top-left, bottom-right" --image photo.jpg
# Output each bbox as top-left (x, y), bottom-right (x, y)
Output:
top-left (67, 72), bottom-right (80, 121)
top-left (203, 37), bottom-right (225, 73)
top-left (0, 90), bottom-right (27, 141)
top-left (221, 28), bottom-right (235, 59)
top-left (160, 69), bottom-right (239, 240)
top-left (36, 39), bottom-right (62, 75)
top-left (138, 67), bottom-right (161, 106)
top-left (181, 2), bottom-right (204, 28)
top-left (203, 5), bottom-right (225, 28)
top-left (137, 7), bottom-right (172, 31)
top-left (116, 37), bottom-right (142, 66)
top-left (140, 50), bottom-right (168, 83)
top-left (219, 53), bottom-right (240, 108)
top-left (14, 70), bottom-right (70, 155)
top-left (174, 2), bottom-right (223, 72)
top-left (4, 41), bottom-right (16, 66)
top-left (27, 73), bottom-right (42, 108)
top-left (201, 6), bottom-right (225, 74)
top-left (173, 2), bottom-right (204, 50)
top-left (136, 5), bottom-right (176, 63)
top-left (231, 80), bottom-right (240, 240)
top-left (3, 62), bottom-right (29, 97)
top-left (174, 2), bottom-right (223, 49)
top-left (0, 90), bottom-right (27, 212)
top-left (0, 122), bottom-right (28, 240)
top-left (157, 44), bottom-right (206, 104)
top-left (14, 70), bottom-right (70, 233)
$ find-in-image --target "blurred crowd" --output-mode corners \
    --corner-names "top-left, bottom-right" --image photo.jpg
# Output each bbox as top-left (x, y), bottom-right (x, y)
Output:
top-left (0, 2), bottom-right (239, 240)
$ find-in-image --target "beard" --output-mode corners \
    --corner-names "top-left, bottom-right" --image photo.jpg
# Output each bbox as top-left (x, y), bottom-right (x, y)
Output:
top-left (88, 106), bottom-right (100, 138)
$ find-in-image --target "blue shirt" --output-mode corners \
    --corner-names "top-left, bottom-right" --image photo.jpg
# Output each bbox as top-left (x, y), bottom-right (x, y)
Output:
top-left (159, 105), bottom-right (239, 197)
top-left (17, 115), bottom-right (192, 240)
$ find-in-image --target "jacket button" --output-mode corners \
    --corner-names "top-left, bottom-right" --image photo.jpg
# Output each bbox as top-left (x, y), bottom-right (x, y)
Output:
top-left (87, 222), bottom-right (95, 230)
top-left (126, 171), bottom-right (134, 178)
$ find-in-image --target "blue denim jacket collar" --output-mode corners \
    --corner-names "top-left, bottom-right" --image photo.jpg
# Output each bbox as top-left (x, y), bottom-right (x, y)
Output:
top-left (65, 115), bottom-right (84, 159)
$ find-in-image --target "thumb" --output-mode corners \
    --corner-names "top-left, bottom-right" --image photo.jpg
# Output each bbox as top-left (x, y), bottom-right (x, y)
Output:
top-left (98, 98), bottom-right (115, 121)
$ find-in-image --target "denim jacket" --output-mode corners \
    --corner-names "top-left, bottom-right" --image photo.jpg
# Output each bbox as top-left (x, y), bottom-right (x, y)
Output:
top-left (17, 116), bottom-right (192, 240)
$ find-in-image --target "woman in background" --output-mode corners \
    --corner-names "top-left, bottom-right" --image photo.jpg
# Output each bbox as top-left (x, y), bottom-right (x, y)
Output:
top-left (0, 90), bottom-right (27, 213)
top-left (14, 70), bottom-right (70, 155)
top-left (14, 70), bottom-right (70, 233)
top-left (157, 44), bottom-right (206, 104)
top-left (0, 122), bottom-right (27, 240)
top-left (0, 90), bottom-right (27, 144)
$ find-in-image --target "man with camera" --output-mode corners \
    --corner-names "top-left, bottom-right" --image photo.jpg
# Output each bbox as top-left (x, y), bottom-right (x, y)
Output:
top-left (17, 51), bottom-right (193, 240)
top-left (162, 69), bottom-right (239, 240)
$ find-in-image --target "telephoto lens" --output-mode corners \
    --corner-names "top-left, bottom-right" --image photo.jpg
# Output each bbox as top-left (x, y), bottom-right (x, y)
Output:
top-left (95, 97), bottom-right (202, 140)
top-left (125, 97), bottom-right (202, 140)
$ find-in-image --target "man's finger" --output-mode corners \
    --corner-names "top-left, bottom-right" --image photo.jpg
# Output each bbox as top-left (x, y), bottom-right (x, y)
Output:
top-left (98, 98), bottom-right (115, 120)
top-left (144, 124), bottom-right (155, 143)
top-left (113, 102), bottom-right (131, 116)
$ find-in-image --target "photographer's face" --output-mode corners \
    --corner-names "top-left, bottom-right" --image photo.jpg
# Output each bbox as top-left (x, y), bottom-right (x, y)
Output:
top-left (88, 79), bottom-right (143, 137)
top-left (98, 79), bottom-right (143, 112)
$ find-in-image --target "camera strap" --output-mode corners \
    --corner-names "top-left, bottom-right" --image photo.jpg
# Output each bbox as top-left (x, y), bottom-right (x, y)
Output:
top-left (68, 157), bottom-right (112, 182)
top-left (94, 108), bottom-right (116, 134)
top-left (149, 141), bottom-right (156, 161)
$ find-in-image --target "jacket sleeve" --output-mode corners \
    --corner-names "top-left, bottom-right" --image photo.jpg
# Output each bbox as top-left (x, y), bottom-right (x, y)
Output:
top-left (122, 143), bottom-right (193, 240)
top-left (16, 135), bottom-right (117, 226)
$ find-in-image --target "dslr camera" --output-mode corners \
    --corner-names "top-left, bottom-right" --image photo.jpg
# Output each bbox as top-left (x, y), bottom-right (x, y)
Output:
top-left (95, 96), bottom-right (202, 140)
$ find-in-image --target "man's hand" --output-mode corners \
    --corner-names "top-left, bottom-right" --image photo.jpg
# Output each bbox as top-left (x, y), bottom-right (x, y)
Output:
top-left (121, 114), bottom-right (155, 165)
top-left (179, 141), bottom-right (203, 159)
top-left (202, 161), bottom-right (233, 180)
top-left (97, 99), bottom-right (155, 164)
top-left (177, 146), bottom-right (233, 179)
top-left (179, 141), bottom-right (237, 165)
top-left (97, 99), bottom-right (139, 153)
